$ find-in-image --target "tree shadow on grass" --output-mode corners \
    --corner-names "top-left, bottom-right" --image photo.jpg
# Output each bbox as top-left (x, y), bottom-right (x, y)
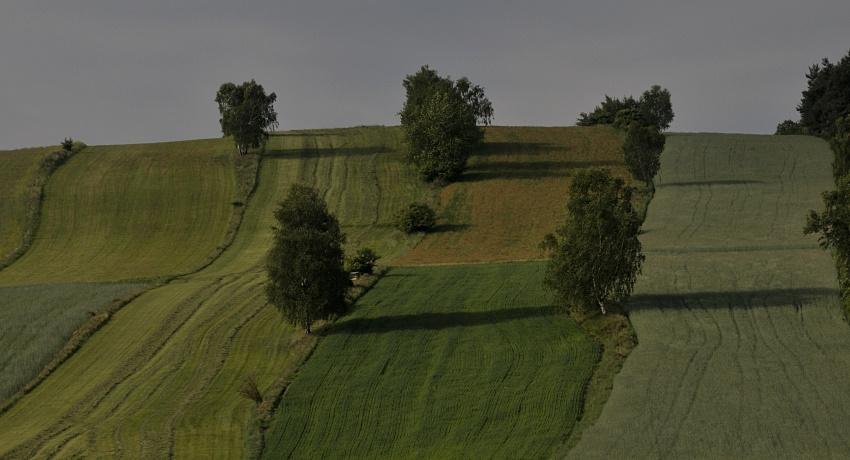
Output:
top-left (627, 287), bottom-right (839, 311)
top-left (658, 180), bottom-right (765, 188)
top-left (263, 146), bottom-right (390, 159)
top-left (326, 305), bottom-right (556, 335)
top-left (459, 160), bottom-right (620, 182)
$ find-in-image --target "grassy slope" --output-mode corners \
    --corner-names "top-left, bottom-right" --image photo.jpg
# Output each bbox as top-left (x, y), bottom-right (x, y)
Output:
top-left (0, 146), bottom-right (56, 259)
top-left (0, 139), bottom-right (236, 284)
top-left (262, 262), bottom-right (598, 459)
top-left (0, 127), bottom-right (431, 458)
top-left (570, 134), bottom-right (850, 458)
top-left (397, 125), bottom-right (625, 265)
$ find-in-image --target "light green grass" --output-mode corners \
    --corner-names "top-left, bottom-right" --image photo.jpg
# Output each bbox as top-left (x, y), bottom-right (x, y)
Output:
top-left (0, 127), bottom-right (433, 458)
top-left (0, 139), bottom-right (236, 284)
top-left (262, 262), bottom-right (598, 459)
top-left (0, 283), bottom-right (142, 401)
top-left (569, 134), bottom-right (850, 458)
top-left (0, 146), bottom-right (56, 260)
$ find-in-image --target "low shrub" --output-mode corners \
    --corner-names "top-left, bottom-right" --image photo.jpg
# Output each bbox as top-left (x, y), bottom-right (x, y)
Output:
top-left (347, 248), bottom-right (379, 275)
top-left (396, 202), bottom-right (436, 234)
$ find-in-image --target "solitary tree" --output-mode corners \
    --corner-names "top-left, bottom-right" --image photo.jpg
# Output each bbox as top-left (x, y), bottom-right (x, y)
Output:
top-left (639, 85), bottom-right (674, 131)
top-left (805, 174), bottom-right (850, 266)
top-left (215, 80), bottom-right (279, 155)
top-left (623, 123), bottom-right (666, 184)
top-left (400, 66), bottom-right (492, 182)
top-left (542, 169), bottom-right (644, 314)
top-left (265, 184), bottom-right (349, 333)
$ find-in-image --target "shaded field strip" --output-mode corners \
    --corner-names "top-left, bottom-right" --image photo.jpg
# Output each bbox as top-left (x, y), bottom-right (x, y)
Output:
top-left (644, 244), bottom-right (818, 254)
top-left (628, 287), bottom-right (839, 311)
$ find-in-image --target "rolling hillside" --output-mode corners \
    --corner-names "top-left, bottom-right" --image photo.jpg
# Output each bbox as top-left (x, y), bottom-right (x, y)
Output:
top-left (0, 125), bottom-right (625, 458)
top-left (569, 134), bottom-right (850, 458)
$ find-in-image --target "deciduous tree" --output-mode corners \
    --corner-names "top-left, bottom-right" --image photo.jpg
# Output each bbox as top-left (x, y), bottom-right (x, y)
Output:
top-left (215, 80), bottom-right (279, 155)
top-left (623, 123), bottom-right (665, 184)
top-left (542, 169), bottom-right (644, 314)
top-left (265, 185), bottom-right (348, 333)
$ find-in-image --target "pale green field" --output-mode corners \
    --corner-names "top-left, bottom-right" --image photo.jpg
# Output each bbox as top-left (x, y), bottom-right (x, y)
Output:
top-left (262, 262), bottom-right (598, 459)
top-left (570, 134), bottom-right (850, 458)
top-left (0, 146), bottom-right (56, 260)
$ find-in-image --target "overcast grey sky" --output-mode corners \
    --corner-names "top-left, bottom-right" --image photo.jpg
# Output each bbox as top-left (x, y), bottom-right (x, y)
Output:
top-left (1, 0), bottom-right (848, 149)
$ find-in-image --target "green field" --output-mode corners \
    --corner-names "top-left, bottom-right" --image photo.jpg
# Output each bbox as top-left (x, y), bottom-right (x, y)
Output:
top-left (0, 139), bottom-right (238, 284)
top-left (262, 262), bottom-right (598, 459)
top-left (0, 125), bottom-right (641, 458)
top-left (570, 134), bottom-right (850, 458)
top-left (0, 146), bottom-right (56, 260)
top-left (0, 127), bottom-right (436, 458)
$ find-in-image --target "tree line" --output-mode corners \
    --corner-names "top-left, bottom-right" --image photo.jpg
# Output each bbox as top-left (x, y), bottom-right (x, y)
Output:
top-left (213, 69), bottom-right (674, 334)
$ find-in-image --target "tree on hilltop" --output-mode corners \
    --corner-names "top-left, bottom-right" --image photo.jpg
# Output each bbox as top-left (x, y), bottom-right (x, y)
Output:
top-left (265, 184), bottom-right (348, 333)
top-left (623, 123), bottom-right (666, 184)
top-left (400, 66), bottom-right (493, 183)
top-left (542, 169), bottom-right (644, 315)
top-left (215, 80), bottom-right (279, 155)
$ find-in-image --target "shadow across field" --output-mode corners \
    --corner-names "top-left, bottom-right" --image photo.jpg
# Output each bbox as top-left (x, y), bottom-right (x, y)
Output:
top-left (658, 180), bottom-right (765, 188)
top-left (264, 146), bottom-right (388, 159)
top-left (627, 287), bottom-right (839, 311)
top-left (460, 160), bottom-right (619, 182)
top-left (473, 142), bottom-right (562, 157)
top-left (326, 305), bottom-right (556, 335)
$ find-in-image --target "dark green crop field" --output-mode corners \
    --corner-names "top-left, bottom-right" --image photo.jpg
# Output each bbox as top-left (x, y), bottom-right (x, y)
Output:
top-left (262, 262), bottom-right (598, 459)
top-left (570, 134), bottom-right (850, 459)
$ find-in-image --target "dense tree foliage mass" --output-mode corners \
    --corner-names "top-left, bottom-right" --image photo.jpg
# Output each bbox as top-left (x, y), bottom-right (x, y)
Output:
top-left (798, 50), bottom-right (850, 136)
top-left (542, 169), bottom-right (644, 314)
top-left (266, 184), bottom-right (349, 333)
top-left (215, 80), bottom-right (279, 155)
top-left (578, 85), bottom-right (673, 132)
top-left (395, 202), bottom-right (437, 234)
top-left (623, 123), bottom-right (665, 184)
top-left (400, 66), bottom-right (493, 182)
top-left (805, 174), bottom-right (850, 270)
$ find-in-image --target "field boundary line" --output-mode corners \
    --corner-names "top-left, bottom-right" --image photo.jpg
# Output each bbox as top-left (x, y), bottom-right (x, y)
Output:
top-left (0, 146), bottom-right (82, 271)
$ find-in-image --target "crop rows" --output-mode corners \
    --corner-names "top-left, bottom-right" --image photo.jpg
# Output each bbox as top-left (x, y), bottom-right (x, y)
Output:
top-left (570, 134), bottom-right (850, 458)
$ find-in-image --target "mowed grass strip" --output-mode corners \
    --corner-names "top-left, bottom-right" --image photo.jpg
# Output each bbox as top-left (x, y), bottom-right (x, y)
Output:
top-left (570, 134), bottom-right (850, 459)
top-left (396, 125), bottom-right (626, 265)
top-left (0, 283), bottom-right (143, 401)
top-left (262, 262), bottom-right (598, 459)
top-left (0, 146), bottom-right (56, 260)
top-left (0, 138), bottom-right (236, 285)
top-left (0, 127), bottom-right (434, 458)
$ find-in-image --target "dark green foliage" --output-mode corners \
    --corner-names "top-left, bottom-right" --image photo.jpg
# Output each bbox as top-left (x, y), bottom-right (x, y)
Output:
top-left (215, 80), bottom-right (279, 156)
top-left (798, 50), bottom-right (850, 136)
top-left (542, 169), bottom-right (644, 314)
top-left (805, 174), bottom-right (850, 267)
top-left (400, 66), bottom-right (492, 182)
top-left (639, 85), bottom-right (674, 131)
top-left (395, 202), bottom-right (436, 234)
top-left (61, 138), bottom-right (74, 152)
top-left (265, 184), bottom-right (349, 333)
top-left (579, 86), bottom-right (674, 132)
top-left (347, 248), bottom-right (379, 275)
top-left (775, 120), bottom-right (805, 135)
top-left (578, 95), bottom-right (640, 127)
top-left (623, 124), bottom-right (665, 183)
top-left (831, 116), bottom-right (850, 179)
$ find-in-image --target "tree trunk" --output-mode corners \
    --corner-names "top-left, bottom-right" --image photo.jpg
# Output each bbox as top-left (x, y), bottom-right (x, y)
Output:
top-left (306, 323), bottom-right (312, 334)
top-left (598, 299), bottom-right (607, 315)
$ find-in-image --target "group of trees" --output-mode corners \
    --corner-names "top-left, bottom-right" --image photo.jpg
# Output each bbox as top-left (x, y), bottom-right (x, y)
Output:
top-left (777, 49), bottom-right (850, 136)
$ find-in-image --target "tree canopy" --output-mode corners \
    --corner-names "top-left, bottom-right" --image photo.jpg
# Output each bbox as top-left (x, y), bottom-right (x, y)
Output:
top-left (798, 49), bottom-right (850, 136)
top-left (805, 173), bottom-right (850, 267)
top-left (542, 169), bottom-right (644, 314)
top-left (215, 80), bottom-right (279, 155)
top-left (400, 66), bottom-right (493, 182)
top-left (623, 123), bottom-right (666, 184)
top-left (578, 86), bottom-right (673, 132)
top-left (265, 184), bottom-right (349, 333)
